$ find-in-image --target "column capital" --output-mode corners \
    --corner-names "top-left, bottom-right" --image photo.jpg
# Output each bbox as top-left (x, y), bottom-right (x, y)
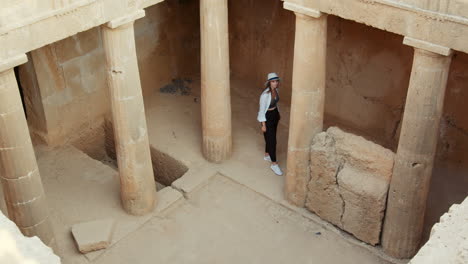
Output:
top-left (0, 54), bottom-right (27, 73)
top-left (283, 2), bottom-right (324, 18)
top-left (105, 9), bottom-right (145, 29)
top-left (403, 37), bottom-right (453, 56)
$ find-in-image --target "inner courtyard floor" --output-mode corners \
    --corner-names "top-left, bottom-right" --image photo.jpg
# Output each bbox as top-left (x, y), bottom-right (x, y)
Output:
top-left (94, 174), bottom-right (392, 264)
top-left (2, 78), bottom-right (402, 263)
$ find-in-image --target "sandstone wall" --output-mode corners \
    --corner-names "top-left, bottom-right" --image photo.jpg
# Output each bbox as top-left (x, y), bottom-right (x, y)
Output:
top-left (135, 0), bottom-right (200, 96)
top-left (21, 28), bottom-right (109, 148)
top-left (18, 0), bottom-right (200, 150)
top-left (229, 0), bottom-right (295, 104)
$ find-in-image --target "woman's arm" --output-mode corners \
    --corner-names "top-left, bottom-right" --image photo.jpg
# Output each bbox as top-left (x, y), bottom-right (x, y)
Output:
top-left (257, 93), bottom-right (268, 123)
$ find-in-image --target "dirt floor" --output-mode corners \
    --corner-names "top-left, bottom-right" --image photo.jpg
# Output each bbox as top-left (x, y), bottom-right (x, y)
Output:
top-left (2, 78), bottom-right (404, 264)
top-left (94, 175), bottom-right (391, 264)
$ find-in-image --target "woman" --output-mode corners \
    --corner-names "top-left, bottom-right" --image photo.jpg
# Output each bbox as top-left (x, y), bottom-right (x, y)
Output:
top-left (258, 73), bottom-right (283, 176)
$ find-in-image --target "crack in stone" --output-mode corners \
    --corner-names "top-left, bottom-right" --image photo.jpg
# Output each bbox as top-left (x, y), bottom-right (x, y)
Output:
top-left (335, 160), bottom-right (346, 228)
top-left (304, 154), bottom-right (313, 207)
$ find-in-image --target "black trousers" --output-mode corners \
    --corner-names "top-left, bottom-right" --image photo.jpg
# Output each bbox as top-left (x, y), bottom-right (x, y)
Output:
top-left (263, 108), bottom-right (280, 162)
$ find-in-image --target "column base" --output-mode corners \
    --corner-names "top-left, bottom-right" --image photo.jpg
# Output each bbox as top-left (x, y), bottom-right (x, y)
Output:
top-left (121, 191), bottom-right (157, 216)
top-left (202, 134), bottom-right (232, 163)
top-left (382, 229), bottom-right (419, 259)
top-left (285, 150), bottom-right (310, 207)
top-left (20, 216), bottom-right (55, 247)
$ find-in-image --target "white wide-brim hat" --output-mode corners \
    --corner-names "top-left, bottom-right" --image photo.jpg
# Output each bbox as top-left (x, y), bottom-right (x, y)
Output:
top-left (265, 72), bottom-right (281, 86)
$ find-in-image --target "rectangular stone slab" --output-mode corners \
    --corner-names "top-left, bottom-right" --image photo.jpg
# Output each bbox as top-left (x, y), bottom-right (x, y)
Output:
top-left (71, 218), bottom-right (115, 254)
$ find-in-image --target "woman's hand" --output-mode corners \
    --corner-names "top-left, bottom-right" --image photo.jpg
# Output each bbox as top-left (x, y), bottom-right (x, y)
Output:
top-left (261, 124), bottom-right (267, 133)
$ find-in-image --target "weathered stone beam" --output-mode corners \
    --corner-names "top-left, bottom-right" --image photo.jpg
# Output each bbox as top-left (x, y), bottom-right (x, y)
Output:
top-left (283, 0), bottom-right (468, 54)
top-left (0, 0), bottom-right (164, 61)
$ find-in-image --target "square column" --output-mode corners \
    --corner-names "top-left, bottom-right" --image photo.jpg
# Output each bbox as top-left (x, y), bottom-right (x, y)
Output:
top-left (0, 54), bottom-right (54, 246)
top-left (284, 3), bottom-right (328, 207)
top-left (200, 0), bottom-right (232, 163)
top-left (101, 10), bottom-right (157, 216)
top-left (382, 37), bottom-right (453, 258)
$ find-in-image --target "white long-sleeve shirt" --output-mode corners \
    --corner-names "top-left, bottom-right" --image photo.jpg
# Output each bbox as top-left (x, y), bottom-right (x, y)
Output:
top-left (257, 88), bottom-right (280, 122)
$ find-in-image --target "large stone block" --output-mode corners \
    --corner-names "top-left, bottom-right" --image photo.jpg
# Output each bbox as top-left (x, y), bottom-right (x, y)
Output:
top-left (306, 127), bottom-right (394, 245)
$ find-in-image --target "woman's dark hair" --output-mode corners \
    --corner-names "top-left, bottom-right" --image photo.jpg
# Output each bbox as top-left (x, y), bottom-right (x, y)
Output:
top-left (264, 81), bottom-right (272, 93)
top-left (262, 79), bottom-right (279, 95)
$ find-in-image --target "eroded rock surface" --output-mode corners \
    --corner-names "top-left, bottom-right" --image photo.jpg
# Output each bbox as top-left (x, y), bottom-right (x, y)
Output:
top-left (410, 197), bottom-right (468, 264)
top-left (306, 127), bottom-right (394, 245)
top-left (0, 211), bottom-right (60, 264)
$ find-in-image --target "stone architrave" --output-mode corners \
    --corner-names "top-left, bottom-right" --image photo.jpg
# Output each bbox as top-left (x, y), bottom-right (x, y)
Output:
top-left (200, 0), bottom-right (232, 163)
top-left (284, 8), bottom-right (328, 207)
top-left (382, 37), bottom-right (453, 259)
top-left (0, 54), bottom-right (54, 246)
top-left (101, 10), bottom-right (157, 216)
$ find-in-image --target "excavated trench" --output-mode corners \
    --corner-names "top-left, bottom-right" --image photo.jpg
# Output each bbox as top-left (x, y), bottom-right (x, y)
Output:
top-left (103, 118), bottom-right (189, 187)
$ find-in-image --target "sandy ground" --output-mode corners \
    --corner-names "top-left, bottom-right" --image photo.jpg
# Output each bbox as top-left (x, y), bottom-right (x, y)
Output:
top-left (1, 78), bottom-right (401, 264)
top-left (94, 175), bottom-right (390, 264)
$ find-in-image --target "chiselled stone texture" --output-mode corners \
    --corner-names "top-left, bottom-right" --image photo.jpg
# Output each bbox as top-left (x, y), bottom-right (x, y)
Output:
top-left (410, 197), bottom-right (468, 264)
top-left (306, 127), bottom-right (394, 245)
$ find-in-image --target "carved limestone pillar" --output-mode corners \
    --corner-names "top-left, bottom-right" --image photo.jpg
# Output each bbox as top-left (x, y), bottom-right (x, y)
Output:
top-left (382, 37), bottom-right (453, 258)
top-left (0, 54), bottom-right (54, 246)
top-left (284, 3), bottom-right (328, 207)
top-left (200, 0), bottom-right (232, 163)
top-left (101, 10), bottom-right (157, 215)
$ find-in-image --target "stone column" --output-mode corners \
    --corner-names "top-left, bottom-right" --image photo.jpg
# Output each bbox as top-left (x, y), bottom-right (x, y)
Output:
top-left (284, 4), bottom-right (328, 207)
top-left (0, 54), bottom-right (54, 246)
top-left (382, 37), bottom-right (453, 259)
top-left (200, 0), bottom-right (232, 163)
top-left (101, 10), bottom-right (157, 216)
